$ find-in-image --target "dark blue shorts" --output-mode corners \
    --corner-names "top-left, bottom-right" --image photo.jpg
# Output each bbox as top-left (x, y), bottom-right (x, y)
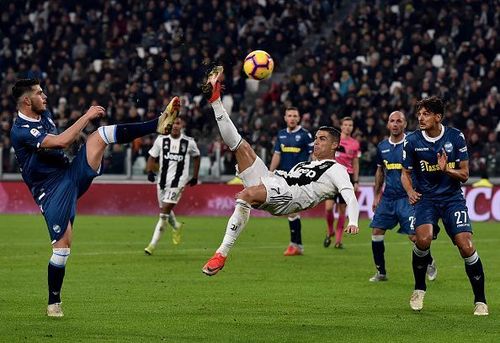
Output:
top-left (35, 144), bottom-right (102, 243)
top-left (370, 196), bottom-right (415, 235)
top-left (414, 196), bottom-right (472, 238)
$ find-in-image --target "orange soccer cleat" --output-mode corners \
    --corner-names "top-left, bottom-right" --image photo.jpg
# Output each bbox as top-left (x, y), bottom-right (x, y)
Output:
top-left (283, 244), bottom-right (304, 256)
top-left (202, 65), bottom-right (224, 103)
top-left (202, 252), bottom-right (227, 276)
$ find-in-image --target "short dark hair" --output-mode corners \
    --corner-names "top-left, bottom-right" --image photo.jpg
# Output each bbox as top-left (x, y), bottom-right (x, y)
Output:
top-left (318, 126), bottom-right (341, 143)
top-left (416, 96), bottom-right (445, 117)
top-left (12, 78), bottom-right (40, 102)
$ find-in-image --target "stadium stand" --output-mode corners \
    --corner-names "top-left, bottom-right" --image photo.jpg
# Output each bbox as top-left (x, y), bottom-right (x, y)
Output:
top-left (0, 0), bottom-right (498, 178)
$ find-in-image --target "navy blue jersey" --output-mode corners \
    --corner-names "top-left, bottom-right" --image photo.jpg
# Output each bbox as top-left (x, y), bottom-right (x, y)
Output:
top-left (273, 127), bottom-right (313, 172)
top-left (402, 126), bottom-right (468, 200)
top-left (376, 137), bottom-right (407, 199)
top-left (10, 111), bottom-right (69, 194)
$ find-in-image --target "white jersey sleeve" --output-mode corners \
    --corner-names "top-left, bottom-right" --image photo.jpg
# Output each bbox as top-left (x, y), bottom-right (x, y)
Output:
top-left (188, 138), bottom-right (200, 157)
top-left (148, 136), bottom-right (162, 158)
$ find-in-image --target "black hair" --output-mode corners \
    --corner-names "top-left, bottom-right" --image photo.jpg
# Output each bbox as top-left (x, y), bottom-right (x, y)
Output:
top-left (12, 78), bottom-right (40, 102)
top-left (416, 96), bottom-right (445, 117)
top-left (317, 126), bottom-right (341, 143)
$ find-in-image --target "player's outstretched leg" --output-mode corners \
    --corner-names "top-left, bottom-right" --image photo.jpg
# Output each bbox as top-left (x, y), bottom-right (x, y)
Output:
top-left (202, 199), bottom-right (252, 276)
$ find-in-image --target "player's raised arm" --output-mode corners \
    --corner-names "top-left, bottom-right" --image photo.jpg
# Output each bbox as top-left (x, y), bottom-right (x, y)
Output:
top-left (41, 106), bottom-right (105, 149)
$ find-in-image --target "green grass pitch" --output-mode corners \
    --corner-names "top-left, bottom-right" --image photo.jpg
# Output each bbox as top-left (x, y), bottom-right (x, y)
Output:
top-left (1, 214), bottom-right (498, 342)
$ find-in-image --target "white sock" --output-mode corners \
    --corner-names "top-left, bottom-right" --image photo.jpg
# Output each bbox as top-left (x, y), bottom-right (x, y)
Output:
top-left (149, 214), bottom-right (168, 246)
top-left (216, 199), bottom-right (251, 256)
top-left (211, 99), bottom-right (242, 151)
top-left (168, 210), bottom-right (180, 230)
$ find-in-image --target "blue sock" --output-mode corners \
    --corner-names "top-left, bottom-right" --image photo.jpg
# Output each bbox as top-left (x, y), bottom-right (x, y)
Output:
top-left (289, 218), bottom-right (302, 245)
top-left (48, 263), bottom-right (65, 304)
top-left (412, 245), bottom-right (431, 291)
top-left (464, 252), bottom-right (486, 303)
top-left (114, 119), bottom-right (158, 143)
top-left (372, 240), bottom-right (386, 275)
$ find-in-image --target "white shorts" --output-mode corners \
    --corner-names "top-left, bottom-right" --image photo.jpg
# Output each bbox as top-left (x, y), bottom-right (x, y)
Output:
top-left (237, 157), bottom-right (272, 187)
top-left (157, 186), bottom-right (184, 206)
top-left (259, 175), bottom-right (303, 216)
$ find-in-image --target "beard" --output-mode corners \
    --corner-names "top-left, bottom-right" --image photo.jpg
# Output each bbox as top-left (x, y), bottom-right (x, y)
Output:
top-left (32, 102), bottom-right (46, 115)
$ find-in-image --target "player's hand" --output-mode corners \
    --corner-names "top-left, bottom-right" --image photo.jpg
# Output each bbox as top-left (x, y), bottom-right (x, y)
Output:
top-left (85, 105), bottom-right (105, 120)
top-left (437, 149), bottom-right (448, 172)
top-left (187, 177), bottom-right (198, 186)
top-left (147, 171), bottom-right (156, 183)
top-left (407, 189), bottom-right (422, 205)
top-left (344, 225), bottom-right (359, 234)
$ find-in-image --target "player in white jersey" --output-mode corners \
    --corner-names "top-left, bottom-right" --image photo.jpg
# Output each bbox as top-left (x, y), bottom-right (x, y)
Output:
top-left (144, 116), bottom-right (200, 255)
top-left (200, 66), bottom-right (360, 276)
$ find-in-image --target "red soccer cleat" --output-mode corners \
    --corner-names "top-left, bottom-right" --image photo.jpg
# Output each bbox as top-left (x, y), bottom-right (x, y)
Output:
top-left (202, 66), bottom-right (224, 103)
top-left (202, 252), bottom-right (227, 276)
top-left (283, 244), bottom-right (304, 256)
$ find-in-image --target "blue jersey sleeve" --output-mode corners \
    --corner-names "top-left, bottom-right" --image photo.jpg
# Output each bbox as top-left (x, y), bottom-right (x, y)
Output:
top-left (375, 143), bottom-right (383, 166)
top-left (305, 131), bottom-right (313, 154)
top-left (273, 134), bottom-right (282, 153)
top-left (17, 126), bottom-right (47, 150)
top-left (402, 137), bottom-right (413, 169)
top-left (455, 131), bottom-right (469, 162)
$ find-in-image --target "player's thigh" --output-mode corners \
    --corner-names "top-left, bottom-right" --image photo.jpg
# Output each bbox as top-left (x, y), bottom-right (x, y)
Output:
top-left (234, 140), bottom-right (258, 173)
top-left (441, 199), bottom-right (473, 238)
top-left (53, 222), bottom-right (73, 248)
top-left (414, 198), bottom-right (439, 228)
top-left (370, 197), bottom-right (398, 231)
top-left (86, 131), bottom-right (107, 172)
top-left (324, 199), bottom-right (334, 211)
top-left (237, 156), bottom-right (269, 187)
top-left (237, 184), bottom-right (267, 206)
top-left (395, 197), bottom-right (416, 235)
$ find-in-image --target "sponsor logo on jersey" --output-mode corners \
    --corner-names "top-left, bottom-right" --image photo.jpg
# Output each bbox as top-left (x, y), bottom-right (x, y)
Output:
top-left (281, 144), bottom-right (301, 153)
top-left (420, 160), bottom-right (456, 172)
top-left (444, 142), bottom-right (453, 153)
top-left (381, 149), bottom-right (390, 153)
top-left (30, 128), bottom-right (41, 137)
top-left (164, 152), bottom-right (185, 162)
top-left (383, 160), bottom-right (402, 170)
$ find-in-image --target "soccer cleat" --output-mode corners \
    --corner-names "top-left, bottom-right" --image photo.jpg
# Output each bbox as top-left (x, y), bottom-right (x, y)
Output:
top-left (369, 271), bottom-right (388, 282)
top-left (171, 222), bottom-right (184, 245)
top-left (473, 302), bottom-right (489, 316)
top-left (157, 96), bottom-right (180, 134)
top-left (144, 244), bottom-right (155, 255)
top-left (334, 242), bottom-right (344, 249)
top-left (427, 259), bottom-right (437, 281)
top-left (47, 303), bottom-right (64, 317)
top-left (323, 235), bottom-right (332, 248)
top-left (202, 252), bottom-right (227, 276)
top-left (202, 65), bottom-right (224, 103)
top-left (410, 290), bottom-right (426, 311)
top-left (283, 244), bottom-right (304, 256)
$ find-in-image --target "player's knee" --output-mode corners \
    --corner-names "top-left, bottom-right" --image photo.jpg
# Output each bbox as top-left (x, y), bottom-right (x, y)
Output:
top-left (236, 186), bottom-right (264, 207)
top-left (49, 248), bottom-right (70, 268)
top-left (416, 235), bottom-right (432, 249)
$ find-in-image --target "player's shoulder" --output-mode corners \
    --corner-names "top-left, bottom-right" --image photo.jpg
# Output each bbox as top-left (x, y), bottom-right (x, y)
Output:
top-left (377, 138), bottom-right (390, 149)
top-left (404, 130), bottom-right (421, 143)
top-left (446, 126), bottom-right (465, 139)
top-left (181, 133), bottom-right (197, 142)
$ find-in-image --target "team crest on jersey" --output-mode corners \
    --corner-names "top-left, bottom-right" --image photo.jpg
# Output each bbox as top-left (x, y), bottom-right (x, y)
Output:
top-left (30, 128), bottom-right (41, 137)
top-left (295, 135), bottom-right (301, 142)
top-left (444, 142), bottom-right (453, 153)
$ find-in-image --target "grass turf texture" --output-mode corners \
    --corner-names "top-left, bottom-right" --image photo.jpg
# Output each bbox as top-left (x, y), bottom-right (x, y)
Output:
top-left (1, 214), bottom-right (498, 342)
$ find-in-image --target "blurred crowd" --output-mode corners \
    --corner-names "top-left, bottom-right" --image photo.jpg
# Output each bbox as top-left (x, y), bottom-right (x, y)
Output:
top-left (0, 0), bottom-right (498, 178)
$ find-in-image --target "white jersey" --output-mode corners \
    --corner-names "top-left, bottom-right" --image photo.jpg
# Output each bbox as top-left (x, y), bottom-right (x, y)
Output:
top-left (260, 159), bottom-right (354, 216)
top-left (148, 133), bottom-right (200, 189)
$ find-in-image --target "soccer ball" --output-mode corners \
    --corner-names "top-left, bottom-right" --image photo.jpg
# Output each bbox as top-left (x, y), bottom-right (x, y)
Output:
top-left (243, 50), bottom-right (274, 80)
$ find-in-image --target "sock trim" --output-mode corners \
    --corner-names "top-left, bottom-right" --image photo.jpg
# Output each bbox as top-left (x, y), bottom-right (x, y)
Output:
top-left (464, 251), bottom-right (479, 265)
top-left (372, 235), bottom-right (385, 242)
top-left (413, 244), bottom-right (430, 257)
